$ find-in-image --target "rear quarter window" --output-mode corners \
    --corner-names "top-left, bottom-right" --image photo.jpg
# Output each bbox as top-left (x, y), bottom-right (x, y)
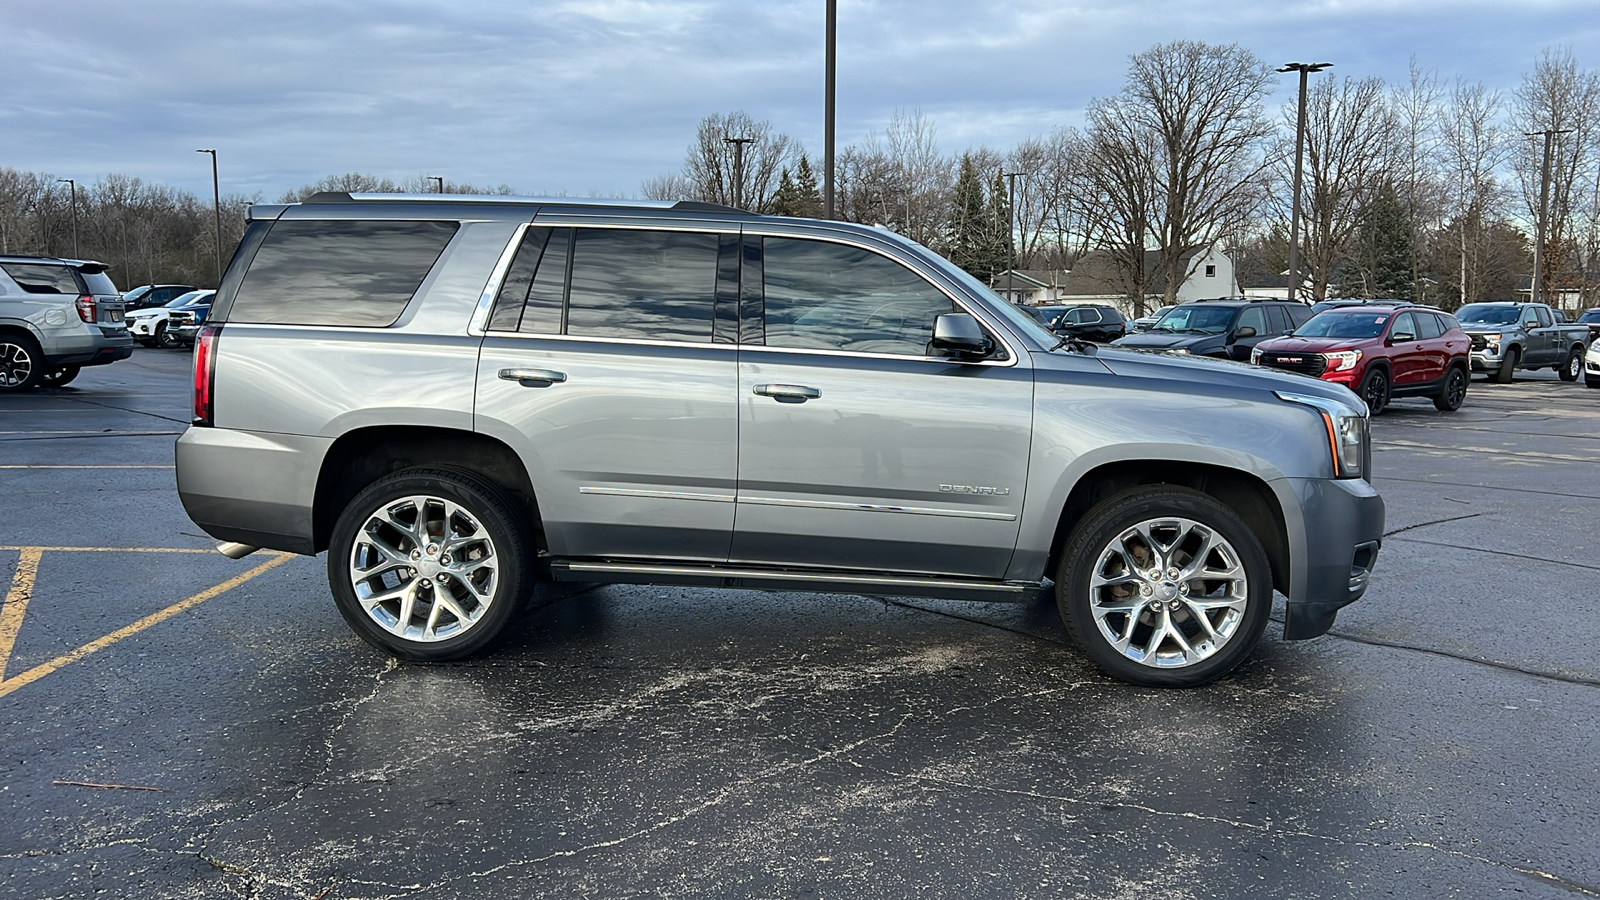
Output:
top-left (1, 262), bottom-right (82, 295)
top-left (227, 220), bottom-right (459, 327)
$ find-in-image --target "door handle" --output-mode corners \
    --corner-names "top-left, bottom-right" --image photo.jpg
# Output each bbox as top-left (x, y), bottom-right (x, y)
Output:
top-left (753, 383), bottom-right (821, 401)
top-left (498, 367), bottom-right (567, 387)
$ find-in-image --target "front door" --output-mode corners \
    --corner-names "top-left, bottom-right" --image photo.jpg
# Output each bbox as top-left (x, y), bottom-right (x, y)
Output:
top-left (730, 235), bottom-right (1033, 579)
top-left (475, 224), bottom-right (741, 563)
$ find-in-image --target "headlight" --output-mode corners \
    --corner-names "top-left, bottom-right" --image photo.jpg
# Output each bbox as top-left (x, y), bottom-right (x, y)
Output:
top-left (1324, 349), bottom-right (1362, 372)
top-left (1250, 347), bottom-right (1263, 365)
top-left (1276, 391), bottom-right (1368, 479)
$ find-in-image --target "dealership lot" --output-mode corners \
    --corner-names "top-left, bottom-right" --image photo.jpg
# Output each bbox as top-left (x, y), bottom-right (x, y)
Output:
top-left (3, 349), bottom-right (1599, 899)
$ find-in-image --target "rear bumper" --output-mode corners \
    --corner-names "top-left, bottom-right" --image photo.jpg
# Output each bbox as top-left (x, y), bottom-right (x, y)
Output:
top-left (46, 329), bottom-right (133, 368)
top-left (175, 426), bottom-right (330, 555)
top-left (1280, 476), bottom-right (1385, 640)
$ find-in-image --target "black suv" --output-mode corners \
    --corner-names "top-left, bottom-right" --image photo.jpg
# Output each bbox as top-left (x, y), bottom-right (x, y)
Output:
top-left (1111, 298), bottom-right (1312, 361)
top-left (1022, 304), bottom-right (1128, 343)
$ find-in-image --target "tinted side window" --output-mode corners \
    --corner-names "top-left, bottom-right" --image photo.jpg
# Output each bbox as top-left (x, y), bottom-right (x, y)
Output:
top-left (488, 227), bottom-right (567, 335)
top-left (1, 263), bottom-right (82, 295)
top-left (761, 238), bottom-right (954, 355)
top-left (1439, 313), bottom-right (1462, 331)
top-left (1391, 313), bottom-right (1417, 339)
top-left (1534, 306), bottom-right (1554, 328)
top-left (565, 229), bottom-right (719, 343)
top-left (1416, 313), bottom-right (1444, 339)
top-left (1237, 307), bottom-right (1266, 334)
top-left (230, 220), bottom-right (458, 327)
top-left (1264, 306), bottom-right (1289, 334)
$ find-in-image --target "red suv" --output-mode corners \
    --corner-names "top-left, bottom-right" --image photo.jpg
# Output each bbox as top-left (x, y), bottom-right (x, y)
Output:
top-left (1251, 305), bottom-right (1471, 414)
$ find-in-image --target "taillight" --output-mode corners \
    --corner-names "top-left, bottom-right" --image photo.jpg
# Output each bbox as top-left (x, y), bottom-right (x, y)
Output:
top-left (193, 325), bottom-right (221, 426)
top-left (75, 294), bottom-right (96, 323)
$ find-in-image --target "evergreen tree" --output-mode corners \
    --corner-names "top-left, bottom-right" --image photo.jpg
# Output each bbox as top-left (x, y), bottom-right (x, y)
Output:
top-left (770, 167), bottom-right (802, 216)
top-left (1357, 183), bottom-right (1415, 300)
top-left (984, 168), bottom-right (1013, 279)
top-left (946, 154), bottom-right (988, 277)
top-left (793, 155), bottom-right (823, 218)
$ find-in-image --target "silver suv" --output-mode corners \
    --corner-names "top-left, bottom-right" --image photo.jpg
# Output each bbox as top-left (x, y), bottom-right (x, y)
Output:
top-left (177, 194), bottom-right (1384, 686)
top-left (1, 255), bottom-right (132, 389)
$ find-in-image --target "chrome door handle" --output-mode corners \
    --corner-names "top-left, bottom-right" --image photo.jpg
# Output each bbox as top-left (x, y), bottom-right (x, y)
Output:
top-left (753, 383), bottom-right (821, 401)
top-left (498, 367), bottom-right (567, 387)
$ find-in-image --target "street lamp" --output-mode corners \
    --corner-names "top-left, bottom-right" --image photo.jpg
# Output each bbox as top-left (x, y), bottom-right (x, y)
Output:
top-left (723, 135), bottom-right (755, 209)
top-left (428, 175), bottom-right (444, 194)
top-left (1277, 62), bottom-right (1332, 303)
top-left (196, 150), bottom-right (222, 284)
top-left (823, 0), bottom-right (836, 219)
top-left (1000, 170), bottom-right (1023, 302)
top-left (56, 179), bottom-right (79, 258)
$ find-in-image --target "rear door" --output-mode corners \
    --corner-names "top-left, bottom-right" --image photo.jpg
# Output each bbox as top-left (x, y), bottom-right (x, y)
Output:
top-left (475, 223), bottom-right (741, 563)
top-left (731, 233), bottom-right (1033, 579)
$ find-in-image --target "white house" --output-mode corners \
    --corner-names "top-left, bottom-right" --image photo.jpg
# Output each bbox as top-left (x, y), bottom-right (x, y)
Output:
top-left (989, 244), bottom-right (1237, 315)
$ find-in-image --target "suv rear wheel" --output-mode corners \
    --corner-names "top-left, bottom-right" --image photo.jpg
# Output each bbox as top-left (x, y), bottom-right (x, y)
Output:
top-left (1056, 487), bottom-right (1272, 687)
top-left (1433, 366), bottom-right (1467, 412)
top-left (1559, 346), bottom-right (1582, 382)
top-left (0, 332), bottom-right (44, 391)
top-left (328, 467), bottom-right (532, 661)
top-left (40, 365), bottom-right (80, 388)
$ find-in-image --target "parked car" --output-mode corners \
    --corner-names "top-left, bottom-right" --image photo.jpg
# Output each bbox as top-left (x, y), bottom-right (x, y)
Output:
top-left (1455, 302), bottom-right (1589, 383)
top-left (1049, 304), bottom-right (1127, 343)
top-left (126, 290), bottom-right (215, 348)
top-left (1586, 338), bottom-right (1600, 388)
top-left (121, 283), bottom-right (197, 311)
top-left (1111, 298), bottom-right (1312, 361)
top-left (1130, 304), bottom-right (1176, 332)
top-left (1251, 306), bottom-right (1471, 414)
top-left (1575, 307), bottom-right (1600, 344)
top-left (1019, 305), bottom-right (1069, 327)
top-left (167, 301), bottom-right (214, 347)
top-left (178, 192), bottom-right (1383, 688)
top-left (0, 254), bottom-right (131, 390)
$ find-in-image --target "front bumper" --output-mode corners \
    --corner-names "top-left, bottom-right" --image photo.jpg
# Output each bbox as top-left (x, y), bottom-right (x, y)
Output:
top-left (1280, 476), bottom-right (1385, 640)
top-left (1468, 346), bottom-right (1504, 372)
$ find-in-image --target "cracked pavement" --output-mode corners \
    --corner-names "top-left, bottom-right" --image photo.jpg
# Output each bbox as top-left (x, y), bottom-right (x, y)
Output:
top-left (3, 350), bottom-right (1600, 898)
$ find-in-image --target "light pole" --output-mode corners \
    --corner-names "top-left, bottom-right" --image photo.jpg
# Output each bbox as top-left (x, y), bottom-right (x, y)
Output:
top-left (428, 176), bottom-right (444, 194)
top-left (823, 0), bottom-right (836, 219)
top-left (1000, 170), bottom-right (1023, 302)
top-left (1525, 128), bottom-right (1571, 307)
top-left (1277, 62), bottom-right (1331, 303)
top-left (56, 179), bottom-right (79, 258)
top-left (723, 135), bottom-right (755, 209)
top-left (196, 150), bottom-right (222, 284)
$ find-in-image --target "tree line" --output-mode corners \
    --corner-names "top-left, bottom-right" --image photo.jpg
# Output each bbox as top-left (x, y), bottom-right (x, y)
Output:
top-left (647, 43), bottom-right (1600, 315)
top-left (4, 41), bottom-right (1596, 314)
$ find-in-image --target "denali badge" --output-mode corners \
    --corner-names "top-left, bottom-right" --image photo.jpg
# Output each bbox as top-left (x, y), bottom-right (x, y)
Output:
top-left (940, 484), bottom-right (1011, 496)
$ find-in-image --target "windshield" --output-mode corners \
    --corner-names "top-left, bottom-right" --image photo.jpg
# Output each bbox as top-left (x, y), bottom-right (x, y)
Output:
top-left (1579, 309), bottom-right (1600, 324)
top-left (1151, 305), bottom-right (1235, 334)
top-left (165, 291), bottom-right (210, 308)
top-left (1293, 312), bottom-right (1392, 339)
top-left (1456, 304), bottom-right (1519, 326)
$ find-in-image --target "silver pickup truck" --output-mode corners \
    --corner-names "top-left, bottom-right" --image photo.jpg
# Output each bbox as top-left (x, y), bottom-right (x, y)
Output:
top-left (1457, 302), bottom-right (1589, 383)
top-left (175, 194), bottom-right (1384, 687)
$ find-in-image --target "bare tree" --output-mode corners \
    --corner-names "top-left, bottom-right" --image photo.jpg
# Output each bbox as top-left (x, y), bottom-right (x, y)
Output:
top-left (1272, 75), bottom-right (1397, 302)
top-left (1438, 79), bottom-right (1512, 306)
top-left (1512, 47), bottom-right (1600, 313)
top-left (1390, 59), bottom-right (1448, 302)
top-left (1082, 96), bottom-right (1159, 307)
top-left (677, 111), bottom-right (797, 213)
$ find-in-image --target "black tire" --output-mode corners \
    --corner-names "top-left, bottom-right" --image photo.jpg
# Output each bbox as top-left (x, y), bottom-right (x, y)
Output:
top-left (40, 366), bottom-right (80, 388)
top-left (1559, 346), bottom-right (1582, 382)
top-left (1493, 347), bottom-right (1518, 384)
top-left (155, 322), bottom-right (178, 349)
top-left (1433, 366), bottom-right (1468, 412)
top-left (0, 332), bottom-right (45, 391)
top-left (1358, 366), bottom-right (1390, 415)
top-left (1056, 486), bottom-right (1273, 688)
top-left (327, 467), bottom-right (533, 661)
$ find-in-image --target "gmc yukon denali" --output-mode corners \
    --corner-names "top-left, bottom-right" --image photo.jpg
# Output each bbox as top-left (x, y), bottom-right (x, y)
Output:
top-left (176, 194), bottom-right (1385, 687)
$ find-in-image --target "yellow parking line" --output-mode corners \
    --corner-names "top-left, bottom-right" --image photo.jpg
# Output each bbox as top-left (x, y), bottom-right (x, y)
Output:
top-left (0, 552), bottom-right (294, 699)
top-left (0, 549), bottom-right (43, 678)
top-left (0, 465), bottom-right (174, 469)
top-left (0, 546), bottom-right (215, 553)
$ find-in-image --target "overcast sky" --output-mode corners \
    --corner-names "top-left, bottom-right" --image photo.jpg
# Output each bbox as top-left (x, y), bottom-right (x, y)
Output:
top-left (3, 0), bottom-right (1598, 202)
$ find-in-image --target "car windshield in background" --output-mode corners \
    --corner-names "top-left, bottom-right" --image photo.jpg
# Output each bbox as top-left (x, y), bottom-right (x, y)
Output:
top-left (165, 291), bottom-right (210, 308)
top-left (1152, 306), bottom-right (1235, 334)
top-left (1579, 309), bottom-right (1600, 323)
top-left (1293, 312), bottom-right (1392, 339)
top-left (1456, 304), bottom-right (1519, 325)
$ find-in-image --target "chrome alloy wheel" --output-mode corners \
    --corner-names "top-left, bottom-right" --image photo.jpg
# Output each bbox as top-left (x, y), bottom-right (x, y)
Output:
top-left (1086, 516), bottom-right (1249, 669)
top-left (347, 494), bottom-right (500, 642)
top-left (1, 340), bottom-right (36, 387)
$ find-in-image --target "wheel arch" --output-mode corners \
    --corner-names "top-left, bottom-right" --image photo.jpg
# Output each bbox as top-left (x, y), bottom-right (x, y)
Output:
top-left (313, 425), bottom-right (542, 555)
top-left (1043, 459), bottom-right (1292, 599)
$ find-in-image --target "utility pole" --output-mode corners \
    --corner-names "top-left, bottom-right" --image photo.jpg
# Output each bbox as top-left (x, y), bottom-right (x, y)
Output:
top-left (1001, 170), bottom-right (1022, 302)
top-left (428, 176), bottom-right (444, 194)
top-left (56, 179), bottom-right (79, 258)
top-left (823, 0), bottom-right (836, 219)
top-left (1277, 62), bottom-right (1332, 303)
top-left (1526, 128), bottom-right (1571, 307)
top-left (723, 135), bottom-right (755, 209)
top-left (195, 150), bottom-right (222, 284)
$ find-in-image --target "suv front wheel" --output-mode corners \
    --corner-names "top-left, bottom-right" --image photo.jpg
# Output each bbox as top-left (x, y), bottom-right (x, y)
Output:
top-left (1057, 487), bottom-right (1272, 687)
top-left (328, 467), bottom-right (532, 661)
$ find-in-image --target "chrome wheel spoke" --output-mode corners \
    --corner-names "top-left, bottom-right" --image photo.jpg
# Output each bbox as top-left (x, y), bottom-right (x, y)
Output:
top-left (348, 492), bottom-right (500, 644)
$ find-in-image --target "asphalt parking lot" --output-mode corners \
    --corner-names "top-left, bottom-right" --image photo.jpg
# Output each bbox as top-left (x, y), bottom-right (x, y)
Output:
top-left (3, 347), bottom-right (1599, 899)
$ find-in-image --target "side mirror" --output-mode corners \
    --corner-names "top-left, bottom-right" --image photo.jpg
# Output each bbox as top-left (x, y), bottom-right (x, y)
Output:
top-left (1232, 325), bottom-right (1257, 340)
top-left (931, 313), bottom-right (993, 357)
top-left (1390, 331), bottom-right (1415, 343)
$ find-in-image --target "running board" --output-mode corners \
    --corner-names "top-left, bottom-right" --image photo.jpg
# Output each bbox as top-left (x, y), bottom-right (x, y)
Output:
top-left (550, 561), bottom-right (1041, 603)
